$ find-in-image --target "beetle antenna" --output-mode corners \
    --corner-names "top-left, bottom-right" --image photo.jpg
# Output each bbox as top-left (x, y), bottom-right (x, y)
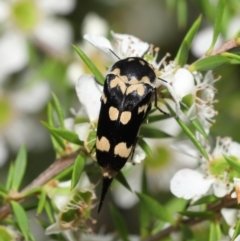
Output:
top-left (109, 49), bottom-right (120, 60)
top-left (98, 176), bottom-right (113, 213)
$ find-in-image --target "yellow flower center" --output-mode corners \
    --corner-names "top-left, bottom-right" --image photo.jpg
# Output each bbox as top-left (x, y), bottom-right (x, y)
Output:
top-left (11, 0), bottom-right (40, 32)
top-left (146, 146), bottom-right (171, 169)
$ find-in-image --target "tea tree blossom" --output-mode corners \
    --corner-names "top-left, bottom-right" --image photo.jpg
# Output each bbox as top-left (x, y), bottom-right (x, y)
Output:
top-left (170, 137), bottom-right (240, 200)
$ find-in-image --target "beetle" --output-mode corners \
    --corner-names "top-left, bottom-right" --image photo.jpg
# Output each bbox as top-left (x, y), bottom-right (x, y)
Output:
top-left (96, 56), bottom-right (163, 213)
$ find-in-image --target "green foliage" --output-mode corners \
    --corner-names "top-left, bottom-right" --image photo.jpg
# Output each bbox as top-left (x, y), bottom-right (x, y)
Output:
top-left (71, 154), bottom-right (85, 189)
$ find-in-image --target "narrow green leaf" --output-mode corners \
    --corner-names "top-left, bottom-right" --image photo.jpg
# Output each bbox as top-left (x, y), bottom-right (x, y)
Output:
top-left (189, 55), bottom-right (230, 72)
top-left (224, 155), bottom-right (240, 174)
top-left (115, 171), bottom-right (132, 192)
top-left (179, 211), bottom-right (215, 219)
top-left (192, 195), bottom-right (219, 206)
top-left (206, 0), bottom-right (226, 55)
top-left (138, 138), bottom-right (152, 157)
top-left (6, 162), bottom-right (14, 191)
top-left (51, 93), bottom-right (65, 129)
top-left (137, 193), bottom-right (174, 224)
top-left (209, 221), bottom-right (222, 241)
top-left (177, 0), bottom-right (187, 28)
top-left (176, 117), bottom-right (208, 159)
top-left (42, 121), bottom-right (65, 151)
top-left (45, 200), bottom-right (55, 223)
top-left (71, 154), bottom-right (85, 189)
top-left (110, 205), bottom-right (130, 241)
top-left (140, 126), bottom-right (171, 138)
top-left (12, 146), bottom-right (27, 191)
top-left (221, 52), bottom-right (240, 62)
top-left (11, 201), bottom-right (31, 240)
top-left (73, 45), bottom-right (105, 84)
top-left (175, 15), bottom-right (202, 65)
top-left (148, 114), bottom-right (170, 123)
top-left (37, 190), bottom-right (47, 215)
top-left (191, 118), bottom-right (208, 139)
top-left (139, 202), bottom-right (152, 238)
top-left (141, 166), bottom-right (148, 194)
top-left (167, 101), bottom-right (208, 159)
top-left (232, 218), bottom-right (240, 240)
top-left (43, 122), bottom-right (83, 145)
top-left (53, 165), bottom-right (73, 181)
top-left (180, 225), bottom-right (195, 241)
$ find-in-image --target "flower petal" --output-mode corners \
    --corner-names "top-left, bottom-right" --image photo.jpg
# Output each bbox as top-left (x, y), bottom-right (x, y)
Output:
top-left (111, 31), bottom-right (149, 58)
top-left (81, 12), bottom-right (109, 36)
top-left (170, 168), bottom-right (214, 199)
top-left (84, 34), bottom-right (117, 61)
top-left (74, 123), bottom-right (90, 141)
top-left (0, 31), bottom-right (28, 80)
top-left (34, 18), bottom-right (73, 53)
top-left (0, 137), bottom-right (8, 167)
top-left (172, 68), bottom-right (195, 100)
top-left (36, 0), bottom-right (76, 15)
top-left (212, 181), bottom-right (233, 198)
top-left (221, 208), bottom-right (237, 226)
top-left (75, 74), bottom-right (102, 122)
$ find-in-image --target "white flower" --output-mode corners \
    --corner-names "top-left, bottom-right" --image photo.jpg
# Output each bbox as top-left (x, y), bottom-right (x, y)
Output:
top-left (84, 31), bottom-right (149, 61)
top-left (0, 81), bottom-right (50, 166)
top-left (0, 0), bottom-right (75, 81)
top-left (170, 168), bottom-right (214, 199)
top-left (170, 137), bottom-right (240, 200)
top-left (191, 26), bottom-right (223, 57)
top-left (67, 13), bottom-right (109, 86)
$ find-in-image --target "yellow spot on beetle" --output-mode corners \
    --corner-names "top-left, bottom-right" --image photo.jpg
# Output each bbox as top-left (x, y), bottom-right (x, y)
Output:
top-left (114, 142), bottom-right (132, 158)
top-left (126, 84), bottom-right (145, 96)
top-left (139, 60), bottom-right (145, 65)
top-left (101, 93), bottom-right (107, 104)
top-left (110, 77), bottom-right (127, 94)
top-left (109, 106), bottom-right (119, 121)
top-left (138, 105), bottom-right (148, 114)
top-left (120, 111), bottom-right (132, 125)
top-left (96, 136), bottom-right (110, 152)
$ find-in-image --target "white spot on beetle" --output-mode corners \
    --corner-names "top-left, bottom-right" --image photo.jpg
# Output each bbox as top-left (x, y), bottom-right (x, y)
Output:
top-left (138, 104), bottom-right (149, 114)
top-left (126, 84), bottom-right (145, 96)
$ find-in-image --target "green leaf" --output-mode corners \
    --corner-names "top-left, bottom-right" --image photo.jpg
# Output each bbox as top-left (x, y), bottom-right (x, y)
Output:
top-left (180, 225), bottom-right (195, 241)
top-left (137, 193), bottom-right (174, 224)
top-left (115, 171), bottom-right (132, 192)
top-left (110, 205), bottom-right (130, 241)
top-left (165, 101), bottom-right (208, 159)
top-left (179, 211), bottom-right (215, 219)
top-left (71, 154), bottom-right (85, 189)
top-left (51, 93), bottom-right (65, 129)
top-left (175, 15), bottom-right (202, 66)
top-left (43, 122), bottom-right (83, 145)
top-left (147, 114), bottom-right (170, 123)
top-left (140, 126), bottom-right (171, 138)
top-left (53, 165), bottom-right (73, 181)
top-left (138, 138), bottom-right (152, 157)
top-left (42, 119), bottom-right (65, 151)
top-left (189, 55), bottom-right (230, 72)
top-left (192, 195), bottom-right (219, 206)
top-left (73, 45), bottom-right (105, 84)
top-left (209, 221), bottom-right (222, 241)
top-left (206, 0), bottom-right (226, 55)
top-left (12, 146), bottom-right (27, 191)
top-left (0, 226), bottom-right (14, 241)
top-left (232, 218), bottom-right (240, 240)
top-left (44, 200), bottom-right (55, 223)
top-left (11, 201), bottom-right (32, 240)
top-left (224, 155), bottom-right (240, 174)
top-left (191, 118), bottom-right (208, 139)
top-left (177, 0), bottom-right (187, 28)
top-left (221, 52), bottom-right (240, 63)
top-left (6, 162), bottom-right (14, 191)
top-left (37, 190), bottom-right (47, 215)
